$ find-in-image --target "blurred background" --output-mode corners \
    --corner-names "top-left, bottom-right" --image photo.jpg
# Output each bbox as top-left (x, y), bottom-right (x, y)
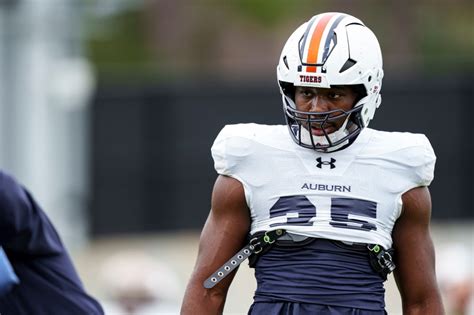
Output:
top-left (0, 0), bottom-right (472, 314)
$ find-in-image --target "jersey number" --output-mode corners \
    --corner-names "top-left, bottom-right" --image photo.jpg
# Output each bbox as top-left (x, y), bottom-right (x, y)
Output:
top-left (269, 195), bottom-right (377, 231)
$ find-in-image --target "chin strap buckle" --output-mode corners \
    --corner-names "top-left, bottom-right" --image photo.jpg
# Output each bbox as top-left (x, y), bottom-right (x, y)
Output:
top-left (203, 229), bottom-right (285, 289)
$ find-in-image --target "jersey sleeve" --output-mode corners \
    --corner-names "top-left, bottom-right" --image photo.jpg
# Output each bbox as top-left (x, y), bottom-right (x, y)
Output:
top-left (211, 125), bottom-right (231, 176)
top-left (361, 130), bottom-right (436, 194)
top-left (414, 134), bottom-right (436, 186)
top-left (395, 133), bottom-right (436, 192)
top-left (0, 172), bottom-right (63, 255)
top-left (211, 124), bottom-right (254, 177)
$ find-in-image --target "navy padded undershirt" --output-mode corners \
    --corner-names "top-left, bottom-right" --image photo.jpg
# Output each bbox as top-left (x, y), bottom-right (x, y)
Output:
top-left (252, 238), bottom-right (386, 311)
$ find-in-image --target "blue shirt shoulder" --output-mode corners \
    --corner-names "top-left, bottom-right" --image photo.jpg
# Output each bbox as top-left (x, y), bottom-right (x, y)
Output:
top-left (0, 171), bottom-right (104, 315)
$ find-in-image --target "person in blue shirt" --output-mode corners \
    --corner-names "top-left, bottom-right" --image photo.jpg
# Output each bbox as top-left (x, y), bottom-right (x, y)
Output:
top-left (0, 171), bottom-right (104, 314)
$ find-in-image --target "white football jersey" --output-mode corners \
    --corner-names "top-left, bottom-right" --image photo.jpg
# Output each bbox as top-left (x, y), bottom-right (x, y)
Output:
top-left (211, 124), bottom-right (436, 249)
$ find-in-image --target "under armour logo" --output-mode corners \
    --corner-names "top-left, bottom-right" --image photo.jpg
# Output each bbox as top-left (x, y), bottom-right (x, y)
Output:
top-left (316, 157), bottom-right (336, 169)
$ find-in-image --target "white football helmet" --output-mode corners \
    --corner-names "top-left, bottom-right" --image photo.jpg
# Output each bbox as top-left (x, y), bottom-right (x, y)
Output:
top-left (277, 12), bottom-right (384, 152)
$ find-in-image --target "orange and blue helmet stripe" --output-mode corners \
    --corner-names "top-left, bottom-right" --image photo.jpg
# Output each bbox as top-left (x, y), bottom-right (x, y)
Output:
top-left (299, 13), bottom-right (347, 73)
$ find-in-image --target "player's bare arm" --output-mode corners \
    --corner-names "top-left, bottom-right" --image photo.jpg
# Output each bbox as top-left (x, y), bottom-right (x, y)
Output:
top-left (393, 186), bottom-right (444, 315)
top-left (181, 175), bottom-right (250, 315)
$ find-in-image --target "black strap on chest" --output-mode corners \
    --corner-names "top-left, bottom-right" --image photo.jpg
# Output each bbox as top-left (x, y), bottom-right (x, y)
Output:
top-left (203, 230), bottom-right (395, 288)
top-left (203, 229), bottom-right (286, 289)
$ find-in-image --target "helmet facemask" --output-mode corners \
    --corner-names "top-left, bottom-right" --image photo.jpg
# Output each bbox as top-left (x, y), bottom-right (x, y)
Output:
top-left (281, 82), bottom-right (367, 152)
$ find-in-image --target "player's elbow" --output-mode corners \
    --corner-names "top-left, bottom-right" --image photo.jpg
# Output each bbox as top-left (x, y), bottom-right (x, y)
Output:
top-left (181, 282), bottom-right (227, 315)
top-left (402, 295), bottom-right (445, 315)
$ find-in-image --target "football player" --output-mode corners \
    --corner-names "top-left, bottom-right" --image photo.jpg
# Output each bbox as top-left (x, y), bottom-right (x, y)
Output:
top-left (0, 171), bottom-right (104, 314)
top-left (181, 12), bottom-right (444, 315)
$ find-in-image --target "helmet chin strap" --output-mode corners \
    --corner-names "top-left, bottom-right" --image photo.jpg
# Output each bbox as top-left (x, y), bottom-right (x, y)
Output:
top-left (298, 116), bottom-right (351, 152)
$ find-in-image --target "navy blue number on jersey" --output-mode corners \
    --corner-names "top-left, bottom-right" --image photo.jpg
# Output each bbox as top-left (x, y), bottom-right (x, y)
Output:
top-left (269, 195), bottom-right (377, 231)
top-left (269, 196), bottom-right (316, 226)
top-left (330, 198), bottom-right (376, 231)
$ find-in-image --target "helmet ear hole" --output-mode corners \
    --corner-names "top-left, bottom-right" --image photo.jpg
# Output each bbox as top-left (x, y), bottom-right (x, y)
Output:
top-left (368, 76), bottom-right (372, 82)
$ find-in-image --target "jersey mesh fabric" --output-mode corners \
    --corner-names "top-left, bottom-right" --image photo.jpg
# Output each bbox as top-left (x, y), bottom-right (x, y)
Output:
top-left (251, 238), bottom-right (385, 311)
